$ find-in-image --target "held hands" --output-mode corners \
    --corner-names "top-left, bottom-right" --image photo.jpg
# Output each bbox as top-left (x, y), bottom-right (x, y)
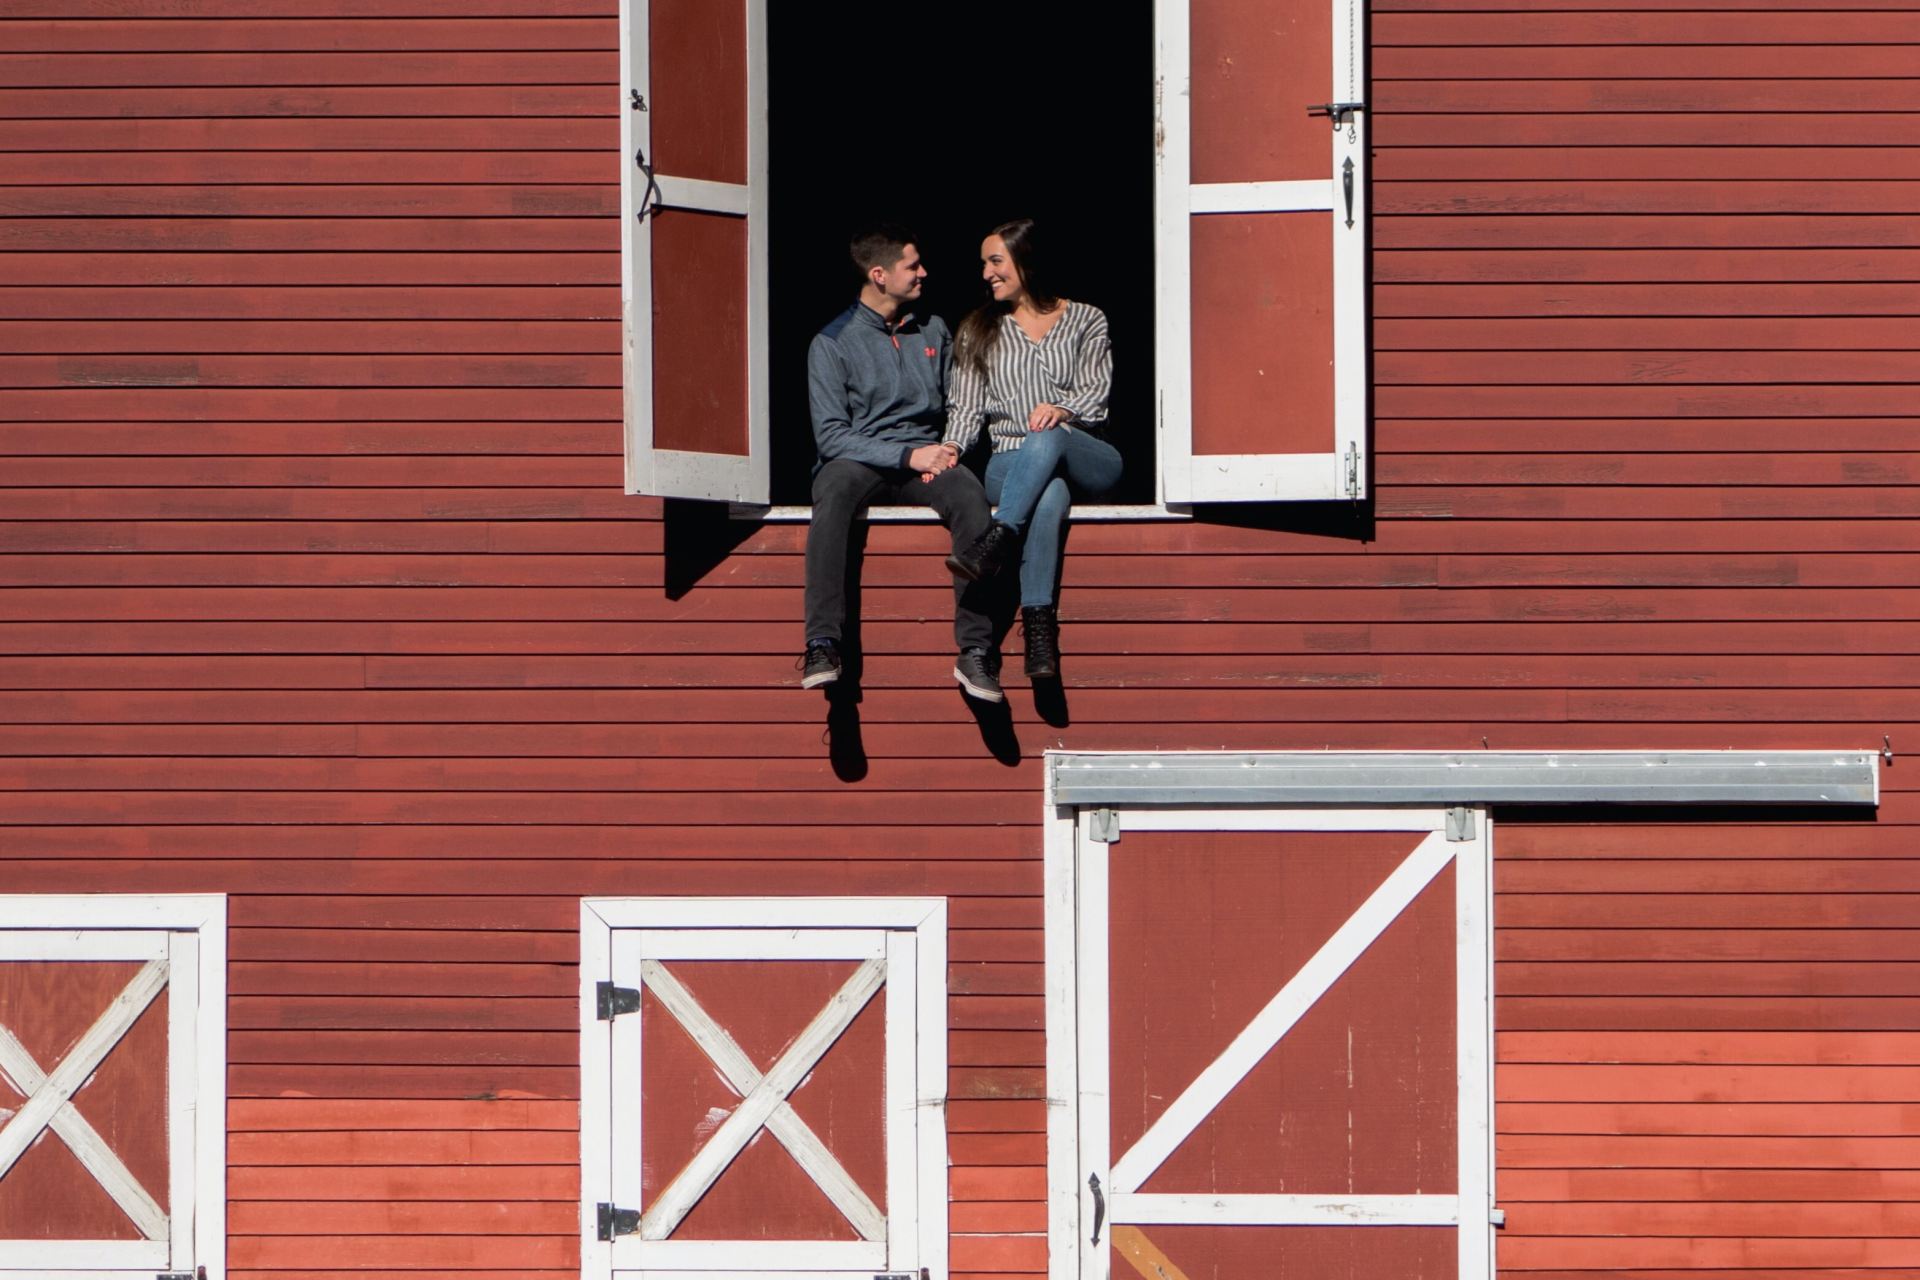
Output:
top-left (911, 441), bottom-right (962, 483)
top-left (1028, 403), bottom-right (1072, 432)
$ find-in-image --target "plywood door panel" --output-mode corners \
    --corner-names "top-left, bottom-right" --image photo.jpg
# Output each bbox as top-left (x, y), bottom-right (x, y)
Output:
top-left (637, 960), bottom-right (883, 1242)
top-left (0, 960), bottom-right (167, 1242)
top-left (1074, 812), bottom-right (1490, 1279)
top-left (0, 926), bottom-right (195, 1274)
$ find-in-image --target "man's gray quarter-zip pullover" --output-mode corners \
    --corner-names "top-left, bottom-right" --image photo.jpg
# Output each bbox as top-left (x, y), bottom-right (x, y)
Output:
top-left (807, 302), bottom-right (951, 472)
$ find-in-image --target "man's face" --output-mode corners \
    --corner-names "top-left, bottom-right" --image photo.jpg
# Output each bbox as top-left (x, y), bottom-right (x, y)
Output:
top-left (872, 245), bottom-right (927, 303)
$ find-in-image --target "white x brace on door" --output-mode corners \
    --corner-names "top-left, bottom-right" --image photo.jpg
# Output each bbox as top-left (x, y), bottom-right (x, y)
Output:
top-left (1047, 809), bottom-right (1492, 1279)
top-left (581, 898), bottom-right (948, 1280)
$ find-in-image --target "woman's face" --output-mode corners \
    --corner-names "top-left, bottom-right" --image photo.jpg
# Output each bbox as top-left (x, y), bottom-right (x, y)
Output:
top-left (981, 235), bottom-right (1026, 305)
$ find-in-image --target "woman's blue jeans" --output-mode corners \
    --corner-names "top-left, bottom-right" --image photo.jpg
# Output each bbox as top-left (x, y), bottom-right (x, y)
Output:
top-left (982, 426), bottom-right (1124, 608)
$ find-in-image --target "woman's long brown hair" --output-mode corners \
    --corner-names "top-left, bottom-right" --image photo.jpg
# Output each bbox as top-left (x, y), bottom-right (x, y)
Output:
top-left (955, 218), bottom-right (1060, 377)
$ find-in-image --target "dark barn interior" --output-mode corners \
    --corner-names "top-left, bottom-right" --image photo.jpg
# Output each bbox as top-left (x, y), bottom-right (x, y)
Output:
top-left (767, 0), bottom-right (1156, 504)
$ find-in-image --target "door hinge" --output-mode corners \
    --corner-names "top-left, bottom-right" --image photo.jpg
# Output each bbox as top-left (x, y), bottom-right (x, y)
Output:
top-left (156, 1271), bottom-right (205, 1280)
top-left (1446, 807), bottom-right (1476, 842)
top-left (872, 1272), bottom-right (929, 1280)
top-left (1086, 808), bottom-right (1120, 844)
top-left (1343, 440), bottom-right (1362, 501)
top-left (597, 1201), bottom-right (640, 1240)
top-left (596, 981), bottom-right (640, 1020)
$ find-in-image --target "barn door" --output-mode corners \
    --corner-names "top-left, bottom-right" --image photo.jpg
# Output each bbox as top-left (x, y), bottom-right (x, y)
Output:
top-left (581, 899), bottom-right (948, 1280)
top-left (623, 0), bottom-right (770, 503)
top-left (0, 898), bottom-right (225, 1280)
top-left (1070, 809), bottom-right (1490, 1278)
top-left (1156, 0), bottom-right (1368, 502)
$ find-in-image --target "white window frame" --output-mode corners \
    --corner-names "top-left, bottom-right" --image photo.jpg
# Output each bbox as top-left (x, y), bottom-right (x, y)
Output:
top-left (579, 897), bottom-right (949, 1280)
top-left (1043, 807), bottom-right (1491, 1279)
top-left (0, 894), bottom-right (227, 1280)
top-left (620, 0), bottom-right (1364, 516)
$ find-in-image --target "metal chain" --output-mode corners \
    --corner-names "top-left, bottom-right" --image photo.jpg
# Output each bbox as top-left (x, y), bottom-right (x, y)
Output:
top-left (1346, 0), bottom-right (1359, 143)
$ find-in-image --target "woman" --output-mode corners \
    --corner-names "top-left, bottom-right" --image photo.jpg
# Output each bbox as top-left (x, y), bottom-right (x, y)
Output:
top-left (937, 218), bottom-right (1123, 681)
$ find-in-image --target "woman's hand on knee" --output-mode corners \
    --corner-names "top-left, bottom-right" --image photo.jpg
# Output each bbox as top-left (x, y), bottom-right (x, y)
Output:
top-left (1027, 403), bottom-right (1071, 432)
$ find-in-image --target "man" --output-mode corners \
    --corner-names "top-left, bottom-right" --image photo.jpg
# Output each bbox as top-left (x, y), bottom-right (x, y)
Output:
top-left (800, 225), bottom-right (1003, 702)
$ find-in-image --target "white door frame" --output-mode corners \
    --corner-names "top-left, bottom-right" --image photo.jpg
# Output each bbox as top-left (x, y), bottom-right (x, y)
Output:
top-left (0, 894), bottom-right (227, 1280)
top-left (580, 897), bottom-right (948, 1280)
top-left (1044, 808), bottom-right (1492, 1279)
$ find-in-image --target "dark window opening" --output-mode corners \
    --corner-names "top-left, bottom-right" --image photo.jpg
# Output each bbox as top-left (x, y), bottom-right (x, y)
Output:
top-left (768, 0), bottom-right (1156, 506)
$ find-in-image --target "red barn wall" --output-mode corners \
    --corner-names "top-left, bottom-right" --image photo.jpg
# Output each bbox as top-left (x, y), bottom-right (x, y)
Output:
top-left (1, 1), bottom-right (1916, 1278)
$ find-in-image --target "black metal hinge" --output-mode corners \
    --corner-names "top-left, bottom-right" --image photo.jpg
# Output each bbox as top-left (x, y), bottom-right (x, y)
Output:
top-left (597, 1201), bottom-right (640, 1240)
top-left (156, 1270), bottom-right (206, 1280)
top-left (597, 981), bottom-right (640, 1020)
top-left (1307, 100), bottom-right (1367, 129)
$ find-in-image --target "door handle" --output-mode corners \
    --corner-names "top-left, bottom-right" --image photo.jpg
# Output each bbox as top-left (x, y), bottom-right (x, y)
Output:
top-left (1088, 1172), bottom-right (1106, 1246)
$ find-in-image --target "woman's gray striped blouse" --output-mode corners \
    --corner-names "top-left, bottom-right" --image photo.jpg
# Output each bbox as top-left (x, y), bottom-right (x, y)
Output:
top-left (943, 301), bottom-right (1112, 455)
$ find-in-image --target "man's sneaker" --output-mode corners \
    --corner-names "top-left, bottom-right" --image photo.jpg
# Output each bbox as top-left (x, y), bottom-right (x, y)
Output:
top-left (953, 647), bottom-right (1004, 702)
top-left (946, 522), bottom-right (1018, 581)
top-left (798, 639), bottom-right (841, 689)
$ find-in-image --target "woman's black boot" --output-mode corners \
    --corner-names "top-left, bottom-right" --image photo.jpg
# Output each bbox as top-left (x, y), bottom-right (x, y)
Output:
top-left (947, 521), bottom-right (1018, 581)
top-left (1022, 605), bottom-right (1061, 680)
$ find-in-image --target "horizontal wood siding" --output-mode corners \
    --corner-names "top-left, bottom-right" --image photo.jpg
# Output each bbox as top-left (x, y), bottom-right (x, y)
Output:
top-left (0, 2), bottom-right (1909, 1279)
top-left (1376, 1), bottom-right (1920, 1275)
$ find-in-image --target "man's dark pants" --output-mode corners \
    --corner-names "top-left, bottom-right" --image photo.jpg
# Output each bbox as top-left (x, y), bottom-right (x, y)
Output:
top-left (804, 458), bottom-right (994, 653)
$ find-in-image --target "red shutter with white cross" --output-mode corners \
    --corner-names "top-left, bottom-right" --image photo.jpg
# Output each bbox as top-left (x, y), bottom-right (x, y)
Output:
top-left (0, 929), bottom-right (203, 1278)
top-left (1075, 810), bottom-right (1491, 1279)
top-left (1157, 0), bottom-right (1368, 502)
top-left (623, 0), bottom-right (770, 503)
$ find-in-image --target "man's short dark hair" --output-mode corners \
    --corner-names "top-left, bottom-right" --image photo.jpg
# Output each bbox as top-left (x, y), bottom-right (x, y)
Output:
top-left (849, 223), bottom-right (918, 276)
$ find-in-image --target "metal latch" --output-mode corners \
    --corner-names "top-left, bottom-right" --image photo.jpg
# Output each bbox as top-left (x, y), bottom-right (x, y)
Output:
top-left (597, 1202), bottom-right (640, 1240)
top-left (1446, 807), bottom-right (1476, 841)
top-left (1308, 100), bottom-right (1366, 128)
top-left (597, 981), bottom-right (640, 1020)
top-left (1086, 808), bottom-right (1120, 844)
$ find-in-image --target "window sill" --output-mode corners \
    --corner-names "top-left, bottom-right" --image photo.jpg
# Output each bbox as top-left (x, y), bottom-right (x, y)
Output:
top-left (732, 503), bottom-right (1194, 522)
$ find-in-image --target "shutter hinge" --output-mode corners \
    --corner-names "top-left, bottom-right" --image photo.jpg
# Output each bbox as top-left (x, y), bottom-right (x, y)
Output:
top-left (1446, 807), bottom-right (1476, 842)
top-left (1086, 808), bottom-right (1120, 844)
top-left (1307, 100), bottom-right (1366, 129)
top-left (597, 1202), bottom-right (641, 1240)
top-left (596, 981), bottom-right (640, 1020)
top-left (1343, 440), bottom-right (1362, 501)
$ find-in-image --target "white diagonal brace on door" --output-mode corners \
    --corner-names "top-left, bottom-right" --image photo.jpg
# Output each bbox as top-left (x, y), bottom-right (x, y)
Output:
top-left (0, 959), bottom-right (169, 1186)
top-left (0, 1026), bottom-right (168, 1240)
top-left (1109, 833), bottom-right (1455, 1193)
top-left (638, 956), bottom-right (886, 1240)
top-left (638, 958), bottom-right (886, 1241)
